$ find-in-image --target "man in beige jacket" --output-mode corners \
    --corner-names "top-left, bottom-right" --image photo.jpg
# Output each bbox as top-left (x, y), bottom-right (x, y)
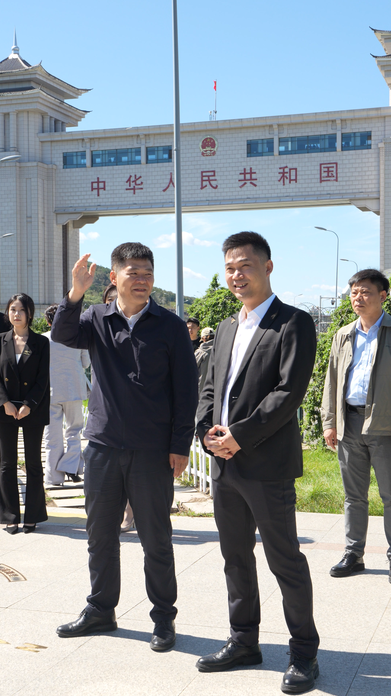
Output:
top-left (321, 269), bottom-right (391, 582)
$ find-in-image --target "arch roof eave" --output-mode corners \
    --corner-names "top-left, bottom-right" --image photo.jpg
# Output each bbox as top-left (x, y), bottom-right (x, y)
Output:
top-left (0, 87), bottom-right (89, 115)
top-left (0, 62), bottom-right (90, 99)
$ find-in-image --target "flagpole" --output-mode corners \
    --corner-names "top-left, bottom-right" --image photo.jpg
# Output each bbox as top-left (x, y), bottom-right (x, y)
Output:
top-left (172, 0), bottom-right (184, 319)
top-left (214, 80), bottom-right (217, 119)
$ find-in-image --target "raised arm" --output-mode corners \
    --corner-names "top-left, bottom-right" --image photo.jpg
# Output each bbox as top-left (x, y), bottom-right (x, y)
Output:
top-left (68, 253), bottom-right (97, 304)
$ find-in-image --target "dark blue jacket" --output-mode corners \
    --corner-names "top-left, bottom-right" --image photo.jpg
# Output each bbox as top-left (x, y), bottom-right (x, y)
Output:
top-left (52, 296), bottom-right (198, 455)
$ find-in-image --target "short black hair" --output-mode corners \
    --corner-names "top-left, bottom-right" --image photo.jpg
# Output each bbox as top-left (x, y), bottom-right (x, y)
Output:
top-left (5, 293), bottom-right (35, 327)
top-left (102, 283), bottom-right (117, 304)
top-left (187, 317), bottom-right (200, 327)
top-left (349, 269), bottom-right (389, 294)
top-left (111, 242), bottom-right (154, 270)
top-left (222, 231), bottom-right (271, 260)
top-left (44, 304), bottom-right (58, 325)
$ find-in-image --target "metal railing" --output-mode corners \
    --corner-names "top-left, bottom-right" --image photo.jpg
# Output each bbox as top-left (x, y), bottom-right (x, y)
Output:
top-left (184, 434), bottom-right (213, 496)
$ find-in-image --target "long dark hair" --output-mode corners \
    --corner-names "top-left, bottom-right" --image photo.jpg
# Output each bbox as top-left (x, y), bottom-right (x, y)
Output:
top-left (5, 293), bottom-right (35, 327)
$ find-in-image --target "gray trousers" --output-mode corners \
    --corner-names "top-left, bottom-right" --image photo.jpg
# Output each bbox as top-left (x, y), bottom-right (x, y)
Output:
top-left (338, 410), bottom-right (391, 558)
top-left (43, 401), bottom-right (84, 485)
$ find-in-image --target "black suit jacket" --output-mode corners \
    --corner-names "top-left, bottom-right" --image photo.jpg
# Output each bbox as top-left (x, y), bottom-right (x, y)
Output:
top-left (0, 329), bottom-right (50, 426)
top-left (0, 312), bottom-right (10, 334)
top-left (196, 297), bottom-right (316, 481)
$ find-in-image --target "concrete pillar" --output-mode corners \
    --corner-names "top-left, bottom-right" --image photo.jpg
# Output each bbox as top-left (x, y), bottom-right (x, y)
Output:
top-left (0, 113), bottom-right (4, 151)
top-left (49, 117), bottom-right (55, 132)
top-left (379, 140), bottom-right (391, 271)
top-left (273, 123), bottom-right (278, 156)
top-left (140, 135), bottom-right (146, 164)
top-left (336, 119), bottom-right (341, 152)
top-left (61, 122), bottom-right (66, 132)
top-left (9, 112), bottom-right (17, 151)
top-left (44, 114), bottom-right (50, 133)
top-left (84, 139), bottom-right (91, 168)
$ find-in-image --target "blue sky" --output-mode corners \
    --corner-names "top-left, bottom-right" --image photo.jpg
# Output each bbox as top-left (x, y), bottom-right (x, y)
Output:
top-left (2, 1), bottom-right (390, 306)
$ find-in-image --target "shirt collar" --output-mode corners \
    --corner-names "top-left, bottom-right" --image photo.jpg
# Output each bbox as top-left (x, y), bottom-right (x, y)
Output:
top-left (116, 298), bottom-right (150, 322)
top-left (356, 310), bottom-right (384, 334)
top-left (238, 293), bottom-right (276, 326)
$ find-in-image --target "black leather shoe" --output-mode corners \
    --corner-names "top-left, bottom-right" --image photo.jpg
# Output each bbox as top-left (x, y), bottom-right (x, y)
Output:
top-left (330, 551), bottom-right (365, 577)
top-left (150, 620), bottom-right (176, 651)
top-left (56, 608), bottom-right (117, 637)
top-left (281, 655), bottom-right (319, 694)
top-left (196, 637), bottom-right (263, 672)
top-left (23, 524), bottom-right (36, 534)
top-left (65, 473), bottom-right (82, 483)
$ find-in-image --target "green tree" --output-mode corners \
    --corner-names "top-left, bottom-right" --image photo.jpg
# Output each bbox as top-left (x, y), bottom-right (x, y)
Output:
top-left (187, 274), bottom-right (242, 330)
top-left (303, 292), bottom-right (391, 445)
top-left (31, 316), bottom-right (50, 334)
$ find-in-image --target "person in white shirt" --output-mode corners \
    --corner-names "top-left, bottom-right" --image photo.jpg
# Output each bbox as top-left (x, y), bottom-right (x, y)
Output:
top-left (196, 231), bottom-right (319, 694)
top-left (43, 304), bottom-right (90, 486)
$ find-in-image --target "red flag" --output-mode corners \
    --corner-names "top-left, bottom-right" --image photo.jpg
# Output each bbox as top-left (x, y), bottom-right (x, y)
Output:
top-left (213, 80), bottom-right (217, 91)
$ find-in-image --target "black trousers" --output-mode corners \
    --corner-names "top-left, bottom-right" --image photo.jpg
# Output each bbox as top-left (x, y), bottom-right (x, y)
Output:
top-left (83, 442), bottom-right (177, 622)
top-left (0, 422), bottom-right (47, 524)
top-left (213, 465), bottom-right (319, 660)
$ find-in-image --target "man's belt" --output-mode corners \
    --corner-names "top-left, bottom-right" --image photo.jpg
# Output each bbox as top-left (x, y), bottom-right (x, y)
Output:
top-left (346, 403), bottom-right (366, 415)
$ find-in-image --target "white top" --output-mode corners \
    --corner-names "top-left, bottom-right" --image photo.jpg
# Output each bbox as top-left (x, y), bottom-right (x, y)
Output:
top-left (43, 331), bottom-right (90, 402)
top-left (116, 298), bottom-right (150, 331)
top-left (221, 294), bottom-right (276, 426)
top-left (15, 353), bottom-right (22, 364)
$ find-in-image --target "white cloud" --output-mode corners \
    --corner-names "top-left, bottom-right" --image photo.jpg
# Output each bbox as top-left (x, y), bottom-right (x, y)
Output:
top-left (80, 231), bottom-right (100, 242)
top-left (311, 284), bottom-right (343, 292)
top-left (183, 267), bottom-right (206, 280)
top-left (154, 231), bottom-right (218, 248)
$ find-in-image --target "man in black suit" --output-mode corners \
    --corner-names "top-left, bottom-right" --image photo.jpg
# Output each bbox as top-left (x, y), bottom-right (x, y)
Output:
top-left (0, 312), bottom-right (10, 333)
top-left (196, 232), bottom-right (319, 694)
top-left (52, 242), bottom-right (198, 650)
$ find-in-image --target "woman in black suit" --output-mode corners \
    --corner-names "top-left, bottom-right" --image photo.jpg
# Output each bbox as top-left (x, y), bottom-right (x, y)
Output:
top-left (0, 294), bottom-right (50, 534)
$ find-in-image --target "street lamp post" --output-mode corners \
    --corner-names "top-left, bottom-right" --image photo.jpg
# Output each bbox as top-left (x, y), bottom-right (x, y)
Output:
top-left (340, 258), bottom-right (358, 274)
top-left (315, 226), bottom-right (340, 307)
top-left (294, 293), bottom-right (303, 306)
top-left (172, 0), bottom-right (184, 319)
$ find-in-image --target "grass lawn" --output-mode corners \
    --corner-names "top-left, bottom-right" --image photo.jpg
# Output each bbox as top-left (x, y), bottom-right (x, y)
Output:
top-left (296, 447), bottom-right (384, 515)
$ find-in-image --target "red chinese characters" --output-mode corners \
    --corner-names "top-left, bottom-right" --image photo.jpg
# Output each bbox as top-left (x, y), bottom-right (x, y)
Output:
top-left (163, 173), bottom-right (175, 191)
top-left (278, 166), bottom-right (297, 186)
top-left (91, 178), bottom-right (106, 196)
top-left (238, 167), bottom-right (257, 188)
top-left (320, 163), bottom-right (338, 183)
top-left (201, 170), bottom-right (218, 190)
top-left (126, 174), bottom-right (143, 194)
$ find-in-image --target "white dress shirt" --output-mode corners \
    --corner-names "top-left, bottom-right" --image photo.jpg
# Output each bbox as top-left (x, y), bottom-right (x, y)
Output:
top-left (116, 298), bottom-right (150, 331)
top-left (221, 294), bottom-right (276, 426)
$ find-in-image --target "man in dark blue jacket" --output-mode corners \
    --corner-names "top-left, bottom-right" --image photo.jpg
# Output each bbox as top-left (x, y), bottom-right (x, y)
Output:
top-left (52, 242), bottom-right (198, 651)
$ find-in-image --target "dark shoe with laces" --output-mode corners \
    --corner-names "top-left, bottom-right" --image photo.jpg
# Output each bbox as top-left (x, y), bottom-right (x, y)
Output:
top-left (281, 655), bottom-right (319, 694)
top-left (196, 637), bottom-right (263, 672)
top-left (330, 551), bottom-right (365, 577)
top-left (150, 620), bottom-right (176, 651)
top-left (56, 608), bottom-right (117, 637)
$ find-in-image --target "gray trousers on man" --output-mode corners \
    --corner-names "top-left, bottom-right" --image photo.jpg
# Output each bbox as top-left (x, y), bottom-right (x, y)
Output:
top-left (338, 409), bottom-right (391, 558)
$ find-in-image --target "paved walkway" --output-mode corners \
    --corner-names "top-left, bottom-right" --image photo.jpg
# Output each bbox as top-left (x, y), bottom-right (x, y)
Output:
top-left (0, 499), bottom-right (390, 696)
